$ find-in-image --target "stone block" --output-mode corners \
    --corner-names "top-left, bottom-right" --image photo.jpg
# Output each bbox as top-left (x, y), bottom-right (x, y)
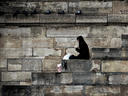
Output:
top-left (59, 73), bottom-right (73, 84)
top-left (88, 38), bottom-right (121, 48)
top-left (76, 15), bottom-right (107, 23)
top-left (5, 37), bottom-right (22, 48)
top-left (5, 14), bottom-right (40, 23)
top-left (69, 1), bottom-right (112, 14)
top-left (8, 58), bottom-right (43, 71)
top-left (31, 86), bottom-right (45, 96)
top-left (85, 86), bottom-right (120, 96)
top-left (0, 27), bottom-right (31, 38)
top-left (33, 48), bottom-right (61, 57)
top-left (32, 38), bottom-right (54, 48)
top-left (47, 26), bottom-right (90, 37)
top-left (55, 38), bottom-right (76, 48)
top-left (8, 64), bottom-right (22, 71)
top-left (0, 36), bottom-right (22, 48)
top-left (22, 38), bottom-right (54, 48)
top-left (108, 14), bottom-right (128, 23)
top-left (0, 58), bottom-right (7, 68)
top-left (22, 58), bottom-right (43, 72)
top-left (32, 73), bottom-right (56, 85)
top-left (102, 60), bottom-right (128, 72)
top-left (31, 27), bottom-right (45, 38)
top-left (42, 2), bottom-right (68, 13)
top-left (0, 16), bottom-right (5, 23)
top-left (62, 85), bottom-right (84, 96)
top-left (7, 58), bottom-right (22, 64)
top-left (121, 48), bottom-right (128, 57)
top-left (122, 34), bottom-right (128, 48)
top-left (44, 86), bottom-right (63, 96)
top-left (91, 60), bottom-right (101, 72)
top-left (109, 74), bottom-right (128, 85)
top-left (2, 86), bottom-right (31, 96)
top-left (113, 1), bottom-right (128, 14)
top-left (92, 48), bottom-right (121, 59)
top-left (2, 72), bottom-right (31, 81)
top-left (73, 72), bottom-right (106, 85)
top-left (88, 26), bottom-right (127, 38)
top-left (22, 38), bottom-right (33, 48)
top-left (0, 48), bottom-right (32, 58)
top-left (40, 14), bottom-right (75, 23)
top-left (44, 85), bottom-right (83, 96)
top-left (63, 60), bottom-right (92, 72)
top-left (20, 82), bottom-right (32, 85)
top-left (43, 57), bottom-right (61, 72)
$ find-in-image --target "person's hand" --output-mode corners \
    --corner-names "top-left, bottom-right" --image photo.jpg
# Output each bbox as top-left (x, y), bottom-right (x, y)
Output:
top-left (76, 48), bottom-right (80, 52)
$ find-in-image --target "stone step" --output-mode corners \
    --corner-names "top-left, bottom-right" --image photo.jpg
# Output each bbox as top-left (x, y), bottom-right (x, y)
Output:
top-left (32, 72), bottom-right (106, 85)
top-left (1, 13), bottom-right (128, 24)
top-left (122, 34), bottom-right (128, 48)
top-left (2, 85), bottom-right (123, 96)
top-left (7, 57), bottom-right (43, 72)
top-left (92, 48), bottom-right (128, 59)
top-left (61, 60), bottom-right (92, 72)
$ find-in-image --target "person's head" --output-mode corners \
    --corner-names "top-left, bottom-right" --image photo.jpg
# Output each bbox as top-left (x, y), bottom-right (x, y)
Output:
top-left (77, 36), bottom-right (84, 42)
top-left (77, 36), bottom-right (88, 46)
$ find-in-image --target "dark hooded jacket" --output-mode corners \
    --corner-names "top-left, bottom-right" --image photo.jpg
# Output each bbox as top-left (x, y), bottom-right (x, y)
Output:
top-left (69, 36), bottom-right (90, 59)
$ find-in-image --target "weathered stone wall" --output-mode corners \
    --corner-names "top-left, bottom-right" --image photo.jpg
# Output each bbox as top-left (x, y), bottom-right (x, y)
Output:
top-left (0, 0), bottom-right (128, 96)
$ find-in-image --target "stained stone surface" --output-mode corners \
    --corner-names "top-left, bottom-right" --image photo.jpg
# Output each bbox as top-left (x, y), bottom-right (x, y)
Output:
top-left (63, 60), bottom-right (92, 72)
top-left (2, 72), bottom-right (32, 81)
top-left (0, 1), bottom-right (128, 96)
top-left (109, 74), bottom-right (128, 85)
top-left (102, 60), bottom-right (128, 72)
top-left (85, 86), bottom-right (120, 96)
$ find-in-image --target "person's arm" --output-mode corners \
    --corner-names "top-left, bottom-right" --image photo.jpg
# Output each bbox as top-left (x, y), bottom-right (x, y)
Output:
top-left (76, 48), bottom-right (80, 52)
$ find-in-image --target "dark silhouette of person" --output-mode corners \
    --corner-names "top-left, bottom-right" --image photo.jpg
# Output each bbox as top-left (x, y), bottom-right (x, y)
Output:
top-left (69, 36), bottom-right (90, 59)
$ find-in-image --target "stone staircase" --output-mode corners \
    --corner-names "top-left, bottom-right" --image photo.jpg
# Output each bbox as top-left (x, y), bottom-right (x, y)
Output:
top-left (0, 35), bottom-right (128, 96)
top-left (1, 1), bottom-right (128, 95)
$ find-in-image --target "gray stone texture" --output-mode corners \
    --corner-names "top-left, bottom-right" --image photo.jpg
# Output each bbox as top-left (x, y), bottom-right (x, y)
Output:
top-left (59, 73), bottom-right (73, 84)
top-left (33, 48), bottom-right (61, 57)
top-left (113, 1), bottom-right (128, 14)
top-left (0, 28), bottom-right (31, 38)
top-left (5, 14), bottom-right (40, 23)
top-left (76, 15), bottom-right (107, 23)
top-left (43, 57), bottom-right (61, 72)
top-left (0, 58), bottom-right (7, 68)
top-left (69, 1), bottom-right (112, 14)
top-left (85, 86), bottom-right (120, 96)
top-left (47, 26), bottom-right (90, 37)
top-left (73, 72), bottom-right (106, 85)
top-left (0, 16), bottom-right (5, 23)
top-left (108, 14), bottom-right (128, 23)
top-left (32, 73), bottom-right (56, 85)
top-left (102, 60), bottom-right (128, 72)
top-left (44, 85), bottom-right (84, 96)
top-left (0, 48), bottom-right (32, 58)
top-left (62, 60), bottom-right (92, 72)
top-left (122, 34), bottom-right (128, 48)
top-left (22, 58), bottom-right (43, 72)
top-left (41, 2), bottom-right (68, 13)
top-left (109, 74), bottom-right (128, 85)
top-left (92, 48), bottom-right (121, 59)
top-left (2, 86), bottom-right (31, 96)
top-left (2, 72), bottom-right (32, 81)
top-left (8, 58), bottom-right (43, 72)
top-left (88, 26), bottom-right (128, 38)
top-left (40, 14), bottom-right (75, 23)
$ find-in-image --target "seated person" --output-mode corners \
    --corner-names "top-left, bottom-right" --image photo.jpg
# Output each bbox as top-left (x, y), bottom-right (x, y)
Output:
top-left (69, 36), bottom-right (90, 59)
